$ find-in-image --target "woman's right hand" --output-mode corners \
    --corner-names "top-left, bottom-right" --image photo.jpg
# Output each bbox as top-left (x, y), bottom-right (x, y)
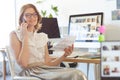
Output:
top-left (19, 22), bottom-right (28, 41)
top-left (63, 44), bottom-right (74, 57)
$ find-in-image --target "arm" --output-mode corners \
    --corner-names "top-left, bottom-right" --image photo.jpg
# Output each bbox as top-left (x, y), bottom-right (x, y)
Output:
top-left (10, 22), bottom-right (30, 68)
top-left (44, 44), bottom-right (74, 66)
top-left (9, 31), bottom-right (30, 68)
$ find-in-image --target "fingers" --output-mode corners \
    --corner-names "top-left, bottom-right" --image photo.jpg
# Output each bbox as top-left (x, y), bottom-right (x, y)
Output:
top-left (19, 23), bottom-right (28, 37)
top-left (65, 45), bottom-right (74, 52)
top-left (70, 44), bottom-right (74, 48)
top-left (64, 45), bottom-right (74, 57)
top-left (21, 23), bottom-right (28, 28)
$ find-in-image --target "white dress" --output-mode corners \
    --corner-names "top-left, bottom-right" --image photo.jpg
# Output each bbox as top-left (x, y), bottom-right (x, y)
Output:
top-left (14, 30), bottom-right (87, 80)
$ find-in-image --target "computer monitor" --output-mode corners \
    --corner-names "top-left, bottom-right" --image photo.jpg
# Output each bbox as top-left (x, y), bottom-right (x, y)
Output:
top-left (68, 12), bottom-right (103, 50)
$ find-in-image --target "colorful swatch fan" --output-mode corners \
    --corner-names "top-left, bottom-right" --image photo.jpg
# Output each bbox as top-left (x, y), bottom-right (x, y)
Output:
top-left (98, 25), bottom-right (105, 42)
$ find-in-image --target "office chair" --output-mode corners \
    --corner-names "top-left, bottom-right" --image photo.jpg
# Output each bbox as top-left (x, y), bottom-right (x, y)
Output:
top-left (37, 18), bottom-right (60, 38)
top-left (5, 46), bottom-right (40, 80)
top-left (37, 18), bottom-right (60, 54)
top-left (5, 46), bottom-right (87, 80)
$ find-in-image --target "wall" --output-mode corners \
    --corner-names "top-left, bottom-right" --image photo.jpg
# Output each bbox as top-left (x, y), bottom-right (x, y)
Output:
top-left (0, 0), bottom-right (15, 48)
top-left (55, 0), bottom-right (120, 40)
top-left (15, 0), bottom-right (120, 40)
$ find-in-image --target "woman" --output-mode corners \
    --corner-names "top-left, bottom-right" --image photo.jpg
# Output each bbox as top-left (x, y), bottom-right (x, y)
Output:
top-left (9, 3), bottom-right (87, 80)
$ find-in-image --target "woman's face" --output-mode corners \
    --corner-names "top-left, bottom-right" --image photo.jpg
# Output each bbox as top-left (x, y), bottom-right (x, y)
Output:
top-left (23, 8), bottom-right (38, 27)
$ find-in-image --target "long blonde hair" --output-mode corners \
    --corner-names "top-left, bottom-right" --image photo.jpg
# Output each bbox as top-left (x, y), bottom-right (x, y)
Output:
top-left (18, 3), bottom-right (42, 31)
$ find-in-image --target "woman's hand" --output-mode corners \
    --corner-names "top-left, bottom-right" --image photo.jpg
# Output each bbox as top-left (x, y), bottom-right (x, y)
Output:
top-left (19, 22), bottom-right (28, 41)
top-left (63, 44), bottom-right (74, 57)
top-left (20, 22), bottom-right (28, 35)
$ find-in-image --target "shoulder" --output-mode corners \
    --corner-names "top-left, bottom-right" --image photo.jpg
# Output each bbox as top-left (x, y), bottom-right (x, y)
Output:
top-left (35, 32), bottom-right (48, 39)
top-left (9, 30), bottom-right (21, 46)
top-left (34, 32), bottom-right (48, 47)
top-left (9, 30), bottom-right (17, 38)
top-left (37, 32), bottom-right (47, 36)
top-left (9, 30), bottom-right (20, 41)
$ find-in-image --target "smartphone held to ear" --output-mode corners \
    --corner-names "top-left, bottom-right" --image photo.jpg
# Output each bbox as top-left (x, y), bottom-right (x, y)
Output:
top-left (22, 18), bottom-right (26, 23)
top-left (20, 18), bottom-right (28, 29)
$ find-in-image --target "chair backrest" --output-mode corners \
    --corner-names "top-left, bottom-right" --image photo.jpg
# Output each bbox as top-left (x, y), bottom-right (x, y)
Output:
top-left (37, 18), bottom-right (61, 38)
top-left (5, 46), bottom-right (16, 78)
top-left (37, 18), bottom-right (61, 54)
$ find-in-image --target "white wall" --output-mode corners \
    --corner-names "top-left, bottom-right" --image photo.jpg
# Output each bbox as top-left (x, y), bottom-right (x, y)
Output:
top-left (0, 0), bottom-right (15, 48)
top-left (55, 0), bottom-right (119, 40)
top-left (15, 0), bottom-right (120, 40)
top-left (54, 0), bottom-right (120, 40)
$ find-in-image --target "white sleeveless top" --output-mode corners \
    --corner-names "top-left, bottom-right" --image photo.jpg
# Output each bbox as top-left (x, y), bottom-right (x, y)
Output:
top-left (15, 30), bottom-right (48, 65)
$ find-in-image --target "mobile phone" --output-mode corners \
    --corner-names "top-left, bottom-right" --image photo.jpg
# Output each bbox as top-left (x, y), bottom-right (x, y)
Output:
top-left (21, 18), bottom-right (28, 29)
top-left (22, 18), bottom-right (26, 23)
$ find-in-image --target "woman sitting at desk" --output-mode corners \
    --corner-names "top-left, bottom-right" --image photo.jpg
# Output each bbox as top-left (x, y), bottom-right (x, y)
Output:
top-left (9, 3), bottom-right (87, 80)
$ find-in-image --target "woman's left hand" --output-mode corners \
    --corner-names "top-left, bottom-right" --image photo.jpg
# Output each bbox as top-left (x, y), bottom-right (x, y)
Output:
top-left (63, 44), bottom-right (74, 57)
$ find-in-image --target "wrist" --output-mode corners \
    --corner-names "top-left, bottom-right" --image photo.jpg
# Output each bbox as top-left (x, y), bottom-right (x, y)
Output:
top-left (22, 39), bottom-right (29, 47)
top-left (63, 53), bottom-right (67, 58)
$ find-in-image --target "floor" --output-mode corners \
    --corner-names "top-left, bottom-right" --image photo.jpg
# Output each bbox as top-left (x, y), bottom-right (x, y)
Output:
top-left (0, 63), bottom-right (100, 80)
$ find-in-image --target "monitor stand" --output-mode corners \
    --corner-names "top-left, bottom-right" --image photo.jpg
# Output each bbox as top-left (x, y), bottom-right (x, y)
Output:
top-left (74, 47), bottom-right (99, 53)
top-left (74, 42), bottom-right (100, 53)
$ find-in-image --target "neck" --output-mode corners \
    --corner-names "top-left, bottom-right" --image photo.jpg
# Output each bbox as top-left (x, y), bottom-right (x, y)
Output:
top-left (27, 26), bottom-right (35, 32)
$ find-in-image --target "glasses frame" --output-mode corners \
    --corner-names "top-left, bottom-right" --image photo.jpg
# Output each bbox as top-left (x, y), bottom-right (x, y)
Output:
top-left (24, 13), bottom-right (38, 19)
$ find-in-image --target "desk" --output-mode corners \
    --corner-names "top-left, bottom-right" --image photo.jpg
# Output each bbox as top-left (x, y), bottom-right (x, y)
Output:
top-left (51, 55), bottom-right (100, 80)
top-left (63, 57), bottom-right (100, 80)
top-left (63, 57), bottom-right (100, 64)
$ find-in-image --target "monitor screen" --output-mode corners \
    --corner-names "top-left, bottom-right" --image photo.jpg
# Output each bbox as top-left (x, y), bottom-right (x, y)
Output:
top-left (68, 12), bottom-right (103, 49)
top-left (101, 41), bottom-right (120, 80)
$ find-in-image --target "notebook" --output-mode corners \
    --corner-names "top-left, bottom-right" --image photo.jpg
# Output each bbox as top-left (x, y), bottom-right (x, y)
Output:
top-left (101, 41), bottom-right (120, 80)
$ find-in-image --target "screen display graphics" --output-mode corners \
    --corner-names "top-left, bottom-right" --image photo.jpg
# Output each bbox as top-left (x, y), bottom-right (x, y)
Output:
top-left (68, 12), bottom-right (103, 42)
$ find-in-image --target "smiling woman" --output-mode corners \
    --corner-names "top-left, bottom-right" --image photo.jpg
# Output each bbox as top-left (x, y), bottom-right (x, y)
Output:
top-left (8, 3), bottom-right (87, 80)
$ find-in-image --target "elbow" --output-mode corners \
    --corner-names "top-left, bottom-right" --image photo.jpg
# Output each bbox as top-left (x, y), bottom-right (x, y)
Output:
top-left (45, 62), bottom-right (59, 66)
top-left (17, 55), bottom-right (30, 68)
top-left (44, 62), bottom-right (50, 66)
top-left (22, 62), bottom-right (28, 68)
top-left (18, 60), bottom-right (29, 68)
top-left (45, 62), bottom-right (53, 66)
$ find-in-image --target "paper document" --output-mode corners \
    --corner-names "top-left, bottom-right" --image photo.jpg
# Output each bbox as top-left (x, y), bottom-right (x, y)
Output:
top-left (49, 36), bottom-right (76, 51)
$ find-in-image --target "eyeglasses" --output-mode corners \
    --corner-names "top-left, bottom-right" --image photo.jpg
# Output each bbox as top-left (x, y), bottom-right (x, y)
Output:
top-left (24, 13), bottom-right (38, 18)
